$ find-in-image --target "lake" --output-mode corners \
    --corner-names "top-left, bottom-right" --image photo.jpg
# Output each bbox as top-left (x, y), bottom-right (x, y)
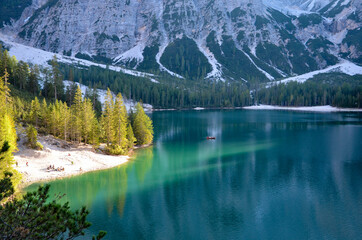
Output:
top-left (26, 110), bottom-right (362, 240)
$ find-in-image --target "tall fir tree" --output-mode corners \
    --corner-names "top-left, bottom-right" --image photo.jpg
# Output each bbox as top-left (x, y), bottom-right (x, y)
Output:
top-left (71, 86), bottom-right (83, 143)
top-left (133, 103), bottom-right (153, 145)
top-left (27, 65), bottom-right (40, 95)
top-left (126, 122), bottom-right (136, 149)
top-left (112, 93), bottom-right (128, 148)
top-left (29, 97), bottom-right (41, 127)
top-left (102, 89), bottom-right (114, 146)
top-left (50, 55), bottom-right (64, 101)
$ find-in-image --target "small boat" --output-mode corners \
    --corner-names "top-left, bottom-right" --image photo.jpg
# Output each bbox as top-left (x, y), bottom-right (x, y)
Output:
top-left (206, 136), bottom-right (216, 140)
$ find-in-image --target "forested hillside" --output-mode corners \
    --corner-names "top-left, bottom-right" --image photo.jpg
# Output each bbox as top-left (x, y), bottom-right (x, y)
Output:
top-left (0, 46), bottom-right (154, 193)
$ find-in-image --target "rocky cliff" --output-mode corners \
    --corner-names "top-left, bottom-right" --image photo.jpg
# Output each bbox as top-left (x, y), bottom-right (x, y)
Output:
top-left (1, 0), bottom-right (361, 82)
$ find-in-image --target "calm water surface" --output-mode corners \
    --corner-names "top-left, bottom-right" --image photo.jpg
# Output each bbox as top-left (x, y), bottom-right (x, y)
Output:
top-left (26, 110), bottom-right (362, 240)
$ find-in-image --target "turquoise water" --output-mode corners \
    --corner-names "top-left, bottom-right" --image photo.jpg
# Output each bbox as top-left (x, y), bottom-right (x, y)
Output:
top-left (26, 110), bottom-right (362, 239)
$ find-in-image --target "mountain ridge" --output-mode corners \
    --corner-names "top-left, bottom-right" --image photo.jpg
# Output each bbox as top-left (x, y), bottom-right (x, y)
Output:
top-left (0, 0), bottom-right (361, 82)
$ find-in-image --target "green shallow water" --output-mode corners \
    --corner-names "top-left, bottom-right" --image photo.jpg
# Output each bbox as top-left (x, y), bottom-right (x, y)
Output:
top-left (26, 110), bottom-right (362, 240)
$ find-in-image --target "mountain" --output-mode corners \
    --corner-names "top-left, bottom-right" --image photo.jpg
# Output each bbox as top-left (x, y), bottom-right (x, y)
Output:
top-left (0, 0), bottom-right (361, 82)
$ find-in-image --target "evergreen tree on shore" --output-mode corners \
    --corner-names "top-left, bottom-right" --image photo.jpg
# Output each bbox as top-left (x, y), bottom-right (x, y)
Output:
top-left (126, 122), bottom-right (136, 149)
top-left (0, 70), bottom-right (20, 187)
top-left (102, 89), bottom-right (114, 146)
top-left (112, 93), bottom-right (128, 149)
top-left (133, 103), bottom-right (153, 145)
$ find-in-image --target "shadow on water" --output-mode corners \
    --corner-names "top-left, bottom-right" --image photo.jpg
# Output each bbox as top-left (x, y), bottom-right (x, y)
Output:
top-left (25, 110), bottom-right (362, 240)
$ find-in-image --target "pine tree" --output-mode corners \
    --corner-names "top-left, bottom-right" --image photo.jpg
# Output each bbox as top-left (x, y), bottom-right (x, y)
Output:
top-left (102, 89), bottom-right (114, 146)
top-left (26, 125), bottom-right (42, 150)
top-left (40, 98), bottom-right (49, 129)
top-left (29, 97), bottom-right (41, 127)
top-left (59, 101), bottom-right (70, 141)
top-left (27, 65), bottom-right (40, 95)
top-left (71, 86), bottom-right (83, 143)
top-left (82, 98), bottom-right (96, 144)
top-left (112, 93), bottom-right (127, 149)
top-left (50, 55), bottom-right (64, 101)
top-left (132, 103), bottom-right (153, 145)
top-left (0, 182), bottom-right (107, 239)
top-left (0, 71), bottom-right (17, 153)
top-left (0, 71), bottom-right (18, 185)
top-left (126, 122), bottom-right (136, 149)
top-left (13, 61), bottom-right (29, 89)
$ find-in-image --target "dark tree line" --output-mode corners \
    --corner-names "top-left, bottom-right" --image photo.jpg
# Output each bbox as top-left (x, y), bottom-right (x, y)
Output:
top-left (60, 63), bottom-right (252, 109)
top-left (257, 80), bottom-right (362, 108)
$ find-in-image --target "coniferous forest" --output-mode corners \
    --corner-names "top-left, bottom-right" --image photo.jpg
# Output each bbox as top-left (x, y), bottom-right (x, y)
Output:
top-left (0, 47), bottom-right (154, 190)
top-left (59, 61), bottom-right (361, 109)
top-left (0, 32), bottom-right (361, 240)
top-left (0, 46), bottom-right (156, 239)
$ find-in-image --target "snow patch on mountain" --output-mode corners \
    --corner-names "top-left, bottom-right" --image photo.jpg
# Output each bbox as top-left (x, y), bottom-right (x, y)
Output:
top-left (114, 44), bottom-right (145, 67)
top-left (262, 0), bottom-right (331, 15)
top-left (0, 33), bottom-right (158, 82)
top-left (267, 61), bottom-right (362, 86)
top-left (196, 39), bottom-right (225, 82)
top-left (155, 42), bottom-right (184, 79)
top-left (242, 50), bottom-right (275, 80)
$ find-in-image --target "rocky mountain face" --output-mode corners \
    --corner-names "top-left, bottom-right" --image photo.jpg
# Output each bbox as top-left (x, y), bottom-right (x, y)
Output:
top-left (1, 0), bottom-right (361, 82)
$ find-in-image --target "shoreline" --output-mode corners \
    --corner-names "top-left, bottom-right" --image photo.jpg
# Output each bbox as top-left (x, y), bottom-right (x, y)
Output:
top-left (151, 105), bottom-right (362, 112)
top-left (14, 134), bottom-right (130, 189)
top-left (242, 105), bottom-right (362, 112)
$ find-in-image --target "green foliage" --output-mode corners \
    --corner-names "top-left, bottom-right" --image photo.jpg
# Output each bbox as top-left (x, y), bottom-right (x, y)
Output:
top-left (26, 125), bottom-right (40, 149)
top-left (126, 122), bottom-right (136, 149)
top-left (75, 52), bottom-right (93, 61)
top-left (60, 62), bottom-right (252, 109)
top-left (324, 0), bottom-right (350, 18)
top-left (306, 37), bottom-right (338, 66)
top-left (0, 71), bottom-right (21, 190)
top-left (206, 32), bottom-right (267, 82)
top-left (93, 32), bottom-right (120, 45)
top-left (133, 103), bottom-right (153, 145)
top-left (44, 55), bottom-right (65, 101)
top-left (279, 29), bottom-right (319, 74)
top-left (36, 141), bottom-right (44, 150)
top-left (258, 76), bottom-right (362, 108)
top-left (160, 36), bottom-right (212, 80)
top-left (29, 97), bottom-right (41, 127)
top-left (267, 8), bottom-right (291, 24)
top-left (230, 7), bottom-right (246, 22)
top-left (100, 91), bottom-right (141, 155)
top-left (0, 71), bottom-right (17, 154)
top-left (243, 46), bottom-right (282, 79)
top-left (137, 45), bottom-right (160, 72)
top-left (307, 37), bottom-right (333, 50)
top-left (106, 144), bottom-right (126, 155)
top-left (319, 0), bottom-right (337, 14)
top-left (0, 171), bottom-right (14, 202)
top-left (75, 52), bottom-right (113, 65)
top-left (297, 13), bottom-right (322, 28)
top-left (256, 42), bottom-right (291, 74)
top-left (255, 15), bottom-right (270, 30)
top-left (342, 28), bottom-right (362, 64)
top-left (112, 93), bottom-right (128, 148)
top-left (347, 12), bottom-right (360, 22)
top-left (0, 182), bottom-right (106, 239)
top-left (102, 89), bottom-right (114, 146)
top-left (0, 0), bottom-right (32, 28)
